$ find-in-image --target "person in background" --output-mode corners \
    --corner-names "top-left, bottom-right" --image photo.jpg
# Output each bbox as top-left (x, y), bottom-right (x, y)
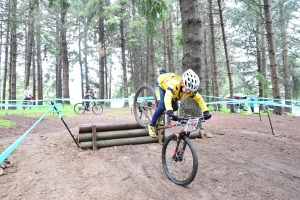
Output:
top-left (23, 86), bottom-right (31, 110)
top-left (234, 96), bottom-right (240, 113)
top-left (250, 97), bottom-right (255, 113)
top-left (83, 90), bottom-right (94, 111)
top-left (148, 69), bottom-right (211, 138)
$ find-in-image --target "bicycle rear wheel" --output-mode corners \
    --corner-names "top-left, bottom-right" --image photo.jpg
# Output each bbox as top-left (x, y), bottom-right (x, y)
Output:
top-left (162, 134), bottom-right (198, 186)
top-left (133, 85), bottom-right (156, 127)
top-left (74, 103), bottom-right (86, 114)
top-left (92, 103), bottom-right (103, 115)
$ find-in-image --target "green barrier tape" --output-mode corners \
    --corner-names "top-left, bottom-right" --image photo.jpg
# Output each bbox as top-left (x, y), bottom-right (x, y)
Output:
top-left (0, 104), bottom-right (61, 164)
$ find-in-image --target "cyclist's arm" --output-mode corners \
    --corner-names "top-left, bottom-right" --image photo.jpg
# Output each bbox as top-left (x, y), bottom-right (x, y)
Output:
top-left (192, 92), bottom-right (208, 112)
top-left (164, 89), bottom-right (174, 111)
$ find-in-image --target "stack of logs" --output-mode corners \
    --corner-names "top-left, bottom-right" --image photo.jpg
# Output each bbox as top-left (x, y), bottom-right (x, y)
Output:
top-left (78, 123), bottom-right (160, 150)
top-left (78, 123), bottom-right (204, 150)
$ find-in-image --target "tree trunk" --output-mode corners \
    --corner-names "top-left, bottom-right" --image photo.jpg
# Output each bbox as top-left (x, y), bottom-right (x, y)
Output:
top-left (0, 3), bottom-right (2, 106)
top-left (61, 10), bottom-right (70, 104)
top-left (217, 0), bottom-right (234, 113)
top-left (203, 28), bottom-right (210, 103)
top-left (146, 36), bottom-right (150, 85)
top-left (258, 0), bottom-right (267, 110)
top-left (279, 0), bottom-right (292, 113)
top-left (36, 25), bottom-right (43, 105)
top-left (263, 0), bottom-right (282, 114)
top-left (179, 0), bottom-right (203, 116)
top-left (24, 0), bottom-right (35, 89)
top-left (120, 18), bottom-right (129, 107)
top-left (163, 20), bottom-right (167, 70)
top-left (55, 19), bottom-right (62, 103)
top-left (32, 36), bottom-right (36, 106)
top-left (168, 12), bottom-right (174, 72)
top-left (208, 0), bottom-right (220, 111)
top-left (77, 20), bottom-right (83, 99)
top-left (35, 0), bottom-right (43, 105)
top-left (2, 0), bottom-right (10, 108)
top-left (98, 15), bottom-right (105, 100)
top-left (150, 36), bottom-right (155, 84)
top-left (10, 0), bottom-right (17, 108)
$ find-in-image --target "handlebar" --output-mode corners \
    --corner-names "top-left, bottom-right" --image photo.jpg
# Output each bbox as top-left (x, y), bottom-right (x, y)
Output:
top-left (178, 116), bottom-right (205, 123)
top-left (159, 116), bottom-right (205, 130)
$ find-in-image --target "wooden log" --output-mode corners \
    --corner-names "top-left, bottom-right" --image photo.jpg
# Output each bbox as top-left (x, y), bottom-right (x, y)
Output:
top-left (78, 123), bottom-right (143, 133)
top-left (80, 136), bottom-right (158, 149)
top-left (78, 128), bottom-right (149, 142)
top-left (92, 124), bottom-right (97, 150)
top-left (157, 129), bottom-right (163, 145)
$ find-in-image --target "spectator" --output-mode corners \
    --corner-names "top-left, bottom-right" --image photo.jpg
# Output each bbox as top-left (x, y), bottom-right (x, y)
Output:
top-left (23, 86), bottom-right (32, 110)
top-left (250, 97), bottom-right (255, 113)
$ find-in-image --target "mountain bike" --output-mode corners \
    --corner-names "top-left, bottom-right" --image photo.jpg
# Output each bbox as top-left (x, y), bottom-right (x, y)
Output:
top-left (133, 85), bottom-right (205, 185)
top-left (160, 116), bottom-right (204, 186)
top-left (74, 98), bottom-right (103, 115)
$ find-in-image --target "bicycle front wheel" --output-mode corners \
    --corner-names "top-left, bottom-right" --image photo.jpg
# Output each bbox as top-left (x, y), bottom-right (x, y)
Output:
top-left (162, 134), bottom-right (198, 186)
top-left (74, 103), bottom-right (86, 114)
top-left (92, 103), bottom-right (103, 115)
top-left (133, 85), bottom-right (156, 127)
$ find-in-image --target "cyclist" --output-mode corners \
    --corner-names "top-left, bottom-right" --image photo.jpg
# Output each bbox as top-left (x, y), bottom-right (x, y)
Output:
top-left (148, 69), bottom-right (212, 138)
top-left (83, 90), bottom-right (94, 111)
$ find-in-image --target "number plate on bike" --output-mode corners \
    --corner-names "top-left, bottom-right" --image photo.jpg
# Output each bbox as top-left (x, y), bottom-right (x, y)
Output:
top-left (184, 118), bottom-right (199, 132)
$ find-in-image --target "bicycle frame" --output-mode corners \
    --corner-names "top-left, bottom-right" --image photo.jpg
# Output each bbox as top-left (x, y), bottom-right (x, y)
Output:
top-left (84, 99), bottom-right (96, 109)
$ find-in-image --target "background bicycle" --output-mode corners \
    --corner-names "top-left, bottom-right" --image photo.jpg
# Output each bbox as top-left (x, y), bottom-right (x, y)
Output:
top-left (74, 97), bottom-right (103, 115)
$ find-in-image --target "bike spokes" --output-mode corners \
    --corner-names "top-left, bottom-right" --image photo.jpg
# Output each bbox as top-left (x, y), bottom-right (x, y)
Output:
top-left (133, 85), bottom-right (156, 127)
top-left (74, 103), bottom-right (86, 114)
top-left (162, 135), bottom-right (198, 186)
top-left (92, 102), bottom-right (103, 115)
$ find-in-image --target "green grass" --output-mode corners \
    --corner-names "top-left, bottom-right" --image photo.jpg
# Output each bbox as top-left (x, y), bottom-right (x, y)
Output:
top-left (0, 104), bottom-right (77, 118)
top-left (0, 104), bottom-right (77, 130)
top-left (0, 119), bottom-right (16, 128)
top-left (105, 107), bottom-right (130, 118)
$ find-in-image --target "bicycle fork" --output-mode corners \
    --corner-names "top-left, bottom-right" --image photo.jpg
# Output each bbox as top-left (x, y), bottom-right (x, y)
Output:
top-left (172, 131), bottom-right (187, 162)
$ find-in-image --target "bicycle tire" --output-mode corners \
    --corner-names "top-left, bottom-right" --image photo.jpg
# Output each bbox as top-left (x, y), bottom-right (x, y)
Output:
top-left (92, 103), bottom-right (103, 115)
top-left (133, 85), bottom-right (156, 127)
top-left (74, 103), bottom-right (86, 114)
top-left (162, 134), bottom-right (198, 186)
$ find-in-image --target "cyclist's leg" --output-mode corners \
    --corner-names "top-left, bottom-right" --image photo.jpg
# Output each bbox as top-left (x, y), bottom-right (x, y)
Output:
top-left (85, 101), bottom-right (90, 111)
top-left (148, 82), bottom-right (165, 138)
top-left (150, 84), bottom-right (165, 127)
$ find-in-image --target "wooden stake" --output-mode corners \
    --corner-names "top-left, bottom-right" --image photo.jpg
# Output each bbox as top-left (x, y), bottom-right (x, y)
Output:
top-left (92, 124), bottom-right (97, 150)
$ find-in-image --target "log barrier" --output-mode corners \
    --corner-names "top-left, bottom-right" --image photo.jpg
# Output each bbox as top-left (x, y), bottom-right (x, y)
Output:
top-left (78, 123), bottom-right (203, 150)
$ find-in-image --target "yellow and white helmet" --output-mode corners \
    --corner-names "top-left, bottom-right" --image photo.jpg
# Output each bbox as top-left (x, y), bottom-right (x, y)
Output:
top-left (182, 69), bottom-right (200, 92)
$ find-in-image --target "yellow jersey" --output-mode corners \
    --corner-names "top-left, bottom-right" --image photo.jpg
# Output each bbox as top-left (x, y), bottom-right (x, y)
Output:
top-left (157, 73), bottom-right (208, 112)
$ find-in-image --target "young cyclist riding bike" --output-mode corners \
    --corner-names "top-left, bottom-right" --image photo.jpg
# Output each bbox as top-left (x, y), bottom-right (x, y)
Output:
top-left (148, 69), bottom-right (212, 138)
top-left (83, 90), bottom-right (94, 111)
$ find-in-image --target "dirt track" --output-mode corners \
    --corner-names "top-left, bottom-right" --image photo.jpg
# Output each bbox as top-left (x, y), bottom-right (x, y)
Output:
top-left (0, 108), bottom-right (300, 199)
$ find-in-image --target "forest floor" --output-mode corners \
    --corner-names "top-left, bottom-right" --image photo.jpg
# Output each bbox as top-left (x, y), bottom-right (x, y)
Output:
top-left (0, 107), bottom-right (300, 200)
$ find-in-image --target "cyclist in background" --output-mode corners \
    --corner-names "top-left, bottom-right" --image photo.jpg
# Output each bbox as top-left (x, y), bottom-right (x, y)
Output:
top-left (83, 90), bottom-right (94, 111)
top-left (148, 69), bottom-right (212, 138)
